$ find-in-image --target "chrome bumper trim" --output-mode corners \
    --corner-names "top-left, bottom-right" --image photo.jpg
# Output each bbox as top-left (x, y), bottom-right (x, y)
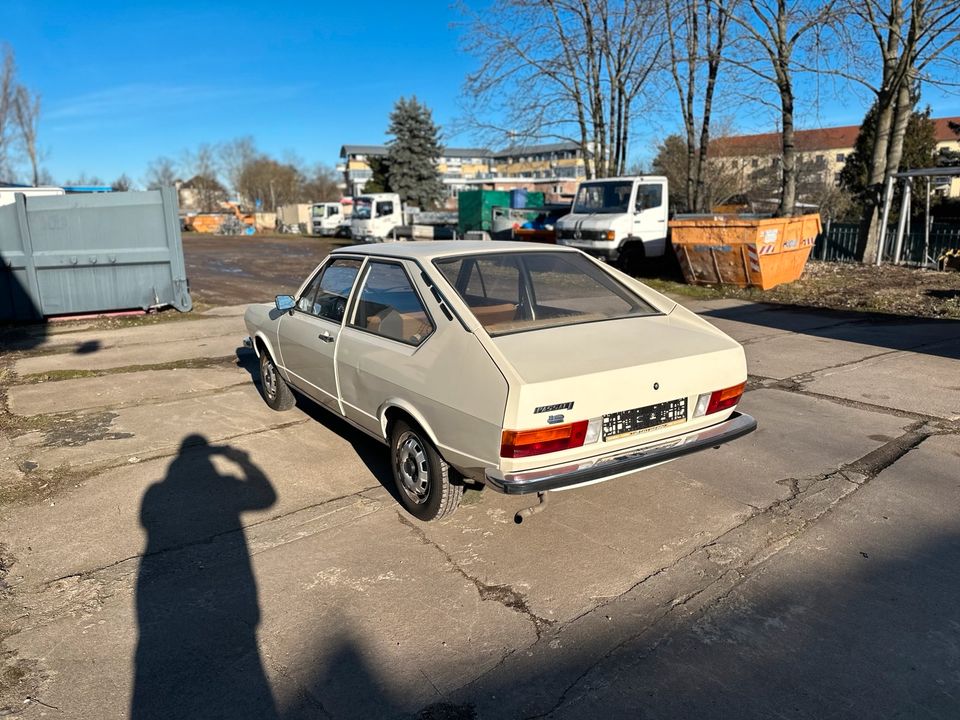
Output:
top-left (485, 412), bottom-right (757, 495)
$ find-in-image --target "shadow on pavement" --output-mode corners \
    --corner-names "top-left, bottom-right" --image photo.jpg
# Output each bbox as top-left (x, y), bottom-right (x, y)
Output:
top-left (701, 303), bottom-right (960, 360)
top-left (131, 434), bottom-right (279, 720)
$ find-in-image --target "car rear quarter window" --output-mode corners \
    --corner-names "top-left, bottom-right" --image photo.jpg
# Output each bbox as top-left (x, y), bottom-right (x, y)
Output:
top-left (435, 251), bottom-right (656, 335)
top-left (350, 262), bottom-right (434, 346)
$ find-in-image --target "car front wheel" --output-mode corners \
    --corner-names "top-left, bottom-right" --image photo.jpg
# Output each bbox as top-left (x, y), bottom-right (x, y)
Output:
top-left (259, 350), bottom-right (295, 411)
top-left (391, 420), bottom-right (462, 521)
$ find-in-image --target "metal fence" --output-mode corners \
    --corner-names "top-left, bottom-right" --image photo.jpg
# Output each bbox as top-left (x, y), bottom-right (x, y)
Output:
top-left (1, 187), bottom-right (191, 322)
top-left (814, 221), bottom-right (960, 265)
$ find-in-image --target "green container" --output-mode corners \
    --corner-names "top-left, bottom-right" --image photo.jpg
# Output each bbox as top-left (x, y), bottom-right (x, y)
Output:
top-left (458, 190), bottom-right (511, 234)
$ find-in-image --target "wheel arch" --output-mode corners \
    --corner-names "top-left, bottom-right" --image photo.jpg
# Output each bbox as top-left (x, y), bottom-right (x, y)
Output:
top-left (379, 401), bottom-right (441, 449)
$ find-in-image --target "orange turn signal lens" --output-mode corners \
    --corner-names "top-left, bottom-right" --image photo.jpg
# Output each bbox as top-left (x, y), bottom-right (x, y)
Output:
top-left (500, 421), bottom-right (589, 458)
top-left (706, 382), bottom-right (745, 415)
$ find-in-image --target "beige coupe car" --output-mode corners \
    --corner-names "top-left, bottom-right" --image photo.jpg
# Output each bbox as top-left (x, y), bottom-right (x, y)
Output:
top-left (243, 241), bottom-right (755, 522)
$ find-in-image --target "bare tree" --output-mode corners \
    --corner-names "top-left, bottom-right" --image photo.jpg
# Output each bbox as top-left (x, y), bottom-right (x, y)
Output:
top-left (0, 45), bottom-right (18, 181)
top-left (219, 136), bottom-right (258, 196)
top-left (143, 156), bottom-right (179, 190)
top-left (461, 0), bottom-right (665, 178)
top-left (111, 173), bottom-right (134, 192)
top-left (13, 84), bottom-right (41, 186)
top-left (664, 0), bottom-right (734, 212)
top-left (832, 0), bottom-right (960, 261)
top-left (727, 0), bottom-right (841, 217)
top-left (182, 144), bottom-right (223, 211)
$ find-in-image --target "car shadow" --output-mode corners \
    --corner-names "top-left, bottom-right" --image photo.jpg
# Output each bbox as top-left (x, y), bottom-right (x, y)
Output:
top-left (131, 434), bottom-right (279, 720)
top-left (235, 346), bottom-right (398, 502)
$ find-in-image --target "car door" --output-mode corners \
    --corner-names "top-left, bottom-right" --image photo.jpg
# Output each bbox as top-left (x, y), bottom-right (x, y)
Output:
top-left (277, 257), bottom-right (363, 411)
top-left (335, 260), bottom-right (436, 435)
top-left (632, 181), bottom-right (667, 240)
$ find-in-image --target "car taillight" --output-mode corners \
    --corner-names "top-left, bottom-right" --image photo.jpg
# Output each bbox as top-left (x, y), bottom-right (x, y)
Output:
top-left (705, 382), bottom-right (745, 415)
top-left (500, 421), bottom-right (589, 458)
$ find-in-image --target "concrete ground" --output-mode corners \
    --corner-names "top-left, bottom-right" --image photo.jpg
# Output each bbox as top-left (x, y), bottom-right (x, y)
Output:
top-left (0, 293), bottom-right (958, 719)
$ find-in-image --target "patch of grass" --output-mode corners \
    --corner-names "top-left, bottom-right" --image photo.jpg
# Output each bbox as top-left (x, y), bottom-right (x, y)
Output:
top-left (19, 353), bottom-right (247, 385)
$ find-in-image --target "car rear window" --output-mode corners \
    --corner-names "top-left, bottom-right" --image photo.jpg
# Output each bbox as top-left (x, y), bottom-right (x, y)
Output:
top-left (434, 251), bottom-right (658, 336)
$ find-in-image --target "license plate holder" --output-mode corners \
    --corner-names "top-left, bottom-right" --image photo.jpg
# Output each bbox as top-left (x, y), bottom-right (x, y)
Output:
top-left (603, 398), bottom-right (687, 441)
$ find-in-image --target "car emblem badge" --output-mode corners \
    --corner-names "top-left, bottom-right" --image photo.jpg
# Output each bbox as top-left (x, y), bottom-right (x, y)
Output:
top-left (547, 414), bottom-right (565, 424)
top-left (535, 402), bottom-right (574, 413)
top-left (574, 229), bottom-right (582, 239)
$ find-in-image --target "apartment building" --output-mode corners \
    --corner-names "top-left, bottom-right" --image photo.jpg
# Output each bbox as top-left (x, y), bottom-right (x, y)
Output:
top-left (337, 141), bottom-right (590, 197)
top-left (710, 117), bottom-right (960, 197)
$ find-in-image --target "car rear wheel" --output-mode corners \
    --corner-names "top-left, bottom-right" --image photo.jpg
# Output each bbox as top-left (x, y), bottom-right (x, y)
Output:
top-left (259, 350), bottom-right (295, 411)
top-left (391, 420), bottom-right (462, 521)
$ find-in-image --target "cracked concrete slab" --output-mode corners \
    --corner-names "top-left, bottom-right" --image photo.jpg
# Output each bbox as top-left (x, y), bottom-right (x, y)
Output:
top-left (533, 433), bottom-right (960, 720)
top-left (658, 387), bottom-right (913, 508)
top-left (8, 385), bottom-right (305, 469)
top-left (0, 419), bottom-right (389, 586)
top-left (802, 341), bottom-right (960, 419)
top-left (2, 494), bottom-right (534, 720)
top-left (741, 331), bottom-right (892, 380)
top-left (13, 331), bottom-right (245, 375)
top-left (8, 314), bottom-right (243, 354)
top-left (7, 366), bottom-right (250, 416)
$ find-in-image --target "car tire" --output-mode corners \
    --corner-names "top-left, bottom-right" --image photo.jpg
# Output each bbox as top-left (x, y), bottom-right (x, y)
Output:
top-left (391, 419), bottom-right (463, 521)
top-left (259, 350), bottom-right (295, 411)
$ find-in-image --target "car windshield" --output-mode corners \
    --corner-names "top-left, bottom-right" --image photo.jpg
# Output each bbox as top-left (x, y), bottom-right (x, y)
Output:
top-left (572, 181), bottom-right (633, 214)
top-left (434, 251), bottom-right (658, 336)
top-left (353, 198), bottom-right (373, 220)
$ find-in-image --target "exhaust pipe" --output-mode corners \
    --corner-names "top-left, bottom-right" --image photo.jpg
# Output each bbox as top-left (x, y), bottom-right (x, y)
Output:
top-left (515, 492), bottom-right (550, 524)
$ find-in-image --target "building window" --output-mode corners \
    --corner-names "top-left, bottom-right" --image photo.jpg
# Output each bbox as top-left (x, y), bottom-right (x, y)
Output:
top-left (751, 158), bottom-right (759, 168)
top-left (836, 153), bottom-right (846, 162)
top-left (834, 172), bottom-right (842, 186)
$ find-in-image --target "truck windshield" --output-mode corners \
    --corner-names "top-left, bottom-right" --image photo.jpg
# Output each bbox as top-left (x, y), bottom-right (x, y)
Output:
top-left (311, 205), bottom-right (324, 218)
top-left (573, 181), bottom-right (634, 214)
top-left (354, 198), bottom-right (373, 220)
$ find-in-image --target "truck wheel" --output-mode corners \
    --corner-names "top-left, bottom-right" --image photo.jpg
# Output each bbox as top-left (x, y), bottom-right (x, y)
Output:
top-left (619, 243), bottom-right (645, 275)
top-left (259, 351), bottom-right (295, 411)
top-left (391, 420), bottom-right (463, 521)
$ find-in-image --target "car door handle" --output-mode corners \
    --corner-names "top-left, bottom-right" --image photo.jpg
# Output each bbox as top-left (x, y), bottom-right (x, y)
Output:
top-left (318, 331), bottom-right (335, 343)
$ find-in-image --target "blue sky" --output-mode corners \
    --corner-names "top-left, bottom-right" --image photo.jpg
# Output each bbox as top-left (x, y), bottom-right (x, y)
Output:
top-left (2, 1), bottom-right (959, 186)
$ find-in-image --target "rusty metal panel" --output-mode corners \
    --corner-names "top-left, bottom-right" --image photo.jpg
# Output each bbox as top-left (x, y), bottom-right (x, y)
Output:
top-left (0, 187), bottom-right (191, 320)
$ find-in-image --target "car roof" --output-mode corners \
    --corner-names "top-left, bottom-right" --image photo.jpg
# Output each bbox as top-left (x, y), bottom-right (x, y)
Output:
top-left (330, 240), bottom-right (580, 261)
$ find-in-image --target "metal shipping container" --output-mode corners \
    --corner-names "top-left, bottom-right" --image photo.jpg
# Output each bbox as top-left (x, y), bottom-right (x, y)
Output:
top-left (0, 187), bottom-right (192, 322)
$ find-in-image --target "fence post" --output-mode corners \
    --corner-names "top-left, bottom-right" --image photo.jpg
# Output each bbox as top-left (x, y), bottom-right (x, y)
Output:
top-left (822, 217), bottom-right (832, 261)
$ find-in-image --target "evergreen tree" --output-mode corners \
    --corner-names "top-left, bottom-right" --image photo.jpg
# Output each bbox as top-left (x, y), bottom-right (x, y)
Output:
top-left (363, 155), bottom-right (392, 194)
top-left (840, 103), bottom-right (937, 210)
top-left (386, 97), bottom-right (445, 209)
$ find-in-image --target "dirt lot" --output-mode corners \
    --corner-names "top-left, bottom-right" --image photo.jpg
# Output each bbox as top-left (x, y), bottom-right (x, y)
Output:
top-left (183, 232), bottom-right (349, 306)
top-left (184, 234), bottom-right (960, 320)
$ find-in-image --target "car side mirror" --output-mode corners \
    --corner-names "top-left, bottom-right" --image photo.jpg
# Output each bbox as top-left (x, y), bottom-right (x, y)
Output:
top-left (275, 295), bottom-right (295, 312)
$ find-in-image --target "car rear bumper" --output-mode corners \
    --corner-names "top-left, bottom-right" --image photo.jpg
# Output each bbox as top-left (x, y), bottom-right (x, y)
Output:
top-left (484, 411), bottom-right (757, 495)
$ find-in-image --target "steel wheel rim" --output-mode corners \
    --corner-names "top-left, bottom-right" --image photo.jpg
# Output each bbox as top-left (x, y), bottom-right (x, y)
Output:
top-left (262, 357), bottom-right (277, 399)
top-left (396, 431), bottom-right (430, 504)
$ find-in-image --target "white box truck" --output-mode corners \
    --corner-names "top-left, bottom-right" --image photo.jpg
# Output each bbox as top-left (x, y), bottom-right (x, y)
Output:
top-left (0, 186), bottom-right (66, 207)
top-left (350, 193), bottom-right (403, 242)
top-left (310, 202), bottom-right (349, 236)
top-left (556, 176), bottom-right (668, 267)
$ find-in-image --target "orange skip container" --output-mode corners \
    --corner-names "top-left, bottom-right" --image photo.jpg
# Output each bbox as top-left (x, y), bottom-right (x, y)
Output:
top-left (668, 213), bottom-right (822, 290)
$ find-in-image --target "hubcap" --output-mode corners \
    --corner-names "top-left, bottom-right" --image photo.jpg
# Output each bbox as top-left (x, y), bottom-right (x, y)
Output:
top-left (396, 432), bottom-right (430, 504)
top-left (262, 358), bottom-right (277, 399)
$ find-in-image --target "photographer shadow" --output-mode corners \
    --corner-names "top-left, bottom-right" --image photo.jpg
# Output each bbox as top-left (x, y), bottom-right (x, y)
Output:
top-left (131, 434), bottom-right (279, 720)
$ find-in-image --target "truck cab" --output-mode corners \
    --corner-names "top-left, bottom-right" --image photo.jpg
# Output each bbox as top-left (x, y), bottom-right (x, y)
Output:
top-left (311, 202), bottom-right (347, 236)
top-left (556, 176), bottom-right (668, 267)
top-left (351, 193), bottom-right (403, 242)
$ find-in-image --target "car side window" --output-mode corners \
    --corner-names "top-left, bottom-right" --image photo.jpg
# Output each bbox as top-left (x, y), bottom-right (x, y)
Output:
top-left (376, 201), bottom-right (393, 217)
top-left (350, 262), bottom-right (434, 346)
top-left (297, 258), bottom-right (362, 322)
